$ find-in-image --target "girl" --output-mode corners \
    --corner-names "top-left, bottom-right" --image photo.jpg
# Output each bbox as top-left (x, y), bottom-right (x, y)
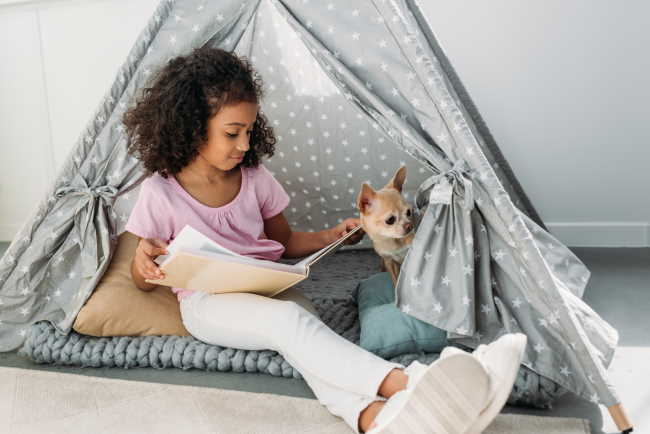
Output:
top-left (122, 46), bottom-right (522, 434)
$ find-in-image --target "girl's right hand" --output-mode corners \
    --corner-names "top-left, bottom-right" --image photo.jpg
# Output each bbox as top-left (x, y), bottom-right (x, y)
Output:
top-left (134, 238), bottom-right (169, 280)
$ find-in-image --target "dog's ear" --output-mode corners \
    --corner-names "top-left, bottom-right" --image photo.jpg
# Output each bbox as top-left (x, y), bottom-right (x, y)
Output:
top-left (385, 166), bottom-right (407, 192)
top-left (356, 183), bottom-right (376, 215)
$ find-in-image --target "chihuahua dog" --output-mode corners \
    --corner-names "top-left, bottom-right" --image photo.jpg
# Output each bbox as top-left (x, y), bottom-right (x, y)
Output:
top-left (357, 166), bottom-right (417, 287)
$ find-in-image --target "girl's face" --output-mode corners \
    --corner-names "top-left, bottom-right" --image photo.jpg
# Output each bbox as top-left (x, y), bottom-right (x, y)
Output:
top-left (198, 101), bottom-right (258, 172)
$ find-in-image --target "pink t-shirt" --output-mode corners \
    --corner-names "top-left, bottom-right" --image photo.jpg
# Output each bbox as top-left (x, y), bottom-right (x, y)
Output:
top-left (125, 164), bottom-right (290, 301)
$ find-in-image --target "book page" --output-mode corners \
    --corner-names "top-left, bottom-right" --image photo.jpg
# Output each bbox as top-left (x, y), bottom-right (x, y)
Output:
top-left (171, 248), bottom-right (305, 275)
top-left (294, 225), bottom-right (362, 270)
top-left (148, 251), bottom-right (307, 296)
top-left (154, 225), bottom-right (244, 266)
top-left (155, 224), bottom-right (360, 276)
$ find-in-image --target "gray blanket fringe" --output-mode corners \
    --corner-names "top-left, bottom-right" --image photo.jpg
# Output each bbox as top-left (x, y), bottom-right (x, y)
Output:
top-left (20, 294), bottom-right (566, 409)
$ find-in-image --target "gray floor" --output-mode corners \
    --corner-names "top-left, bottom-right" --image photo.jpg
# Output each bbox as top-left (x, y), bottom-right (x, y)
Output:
top-left (0, 241), bottom-right (648, 433)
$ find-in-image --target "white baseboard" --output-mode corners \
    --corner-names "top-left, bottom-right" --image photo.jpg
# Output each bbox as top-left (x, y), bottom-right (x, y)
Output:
top-left (1, 221), bottom-right (649, 248)
top-left (546, 222), bottom-right (650, 248)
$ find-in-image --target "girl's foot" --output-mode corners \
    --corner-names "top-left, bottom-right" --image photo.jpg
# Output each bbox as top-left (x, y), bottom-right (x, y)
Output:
top-left (439, 333), bottom-right (528, 433)
top-left (366, 352), bottom-right (491, 433)
top-left (358, 400), bottom-right (385, 433)
top-left (464, 333), bottom-right (527, 434)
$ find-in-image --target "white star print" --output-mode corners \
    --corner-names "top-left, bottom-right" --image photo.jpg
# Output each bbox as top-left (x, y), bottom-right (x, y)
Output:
top-left (462, 295), bottom-right (470, 306)
top-left (424, 251), bottom-right (433, 261)
top-left (449, 247), bottom-right (458, 257)
top-left (402, 304), bottom-right (412, 314)
top-left (560, 366), bottom-right (572, 376)
top-left (534, 343), bottom-right (545, 353)
top-left (494, 249), bottom-right (506, 261)
top-left (480, 304), bottom-right (491, 314)
top-left (352, 32), bottom-right (360, 40)
top-left (462, 265), bottom-right (473, 276)
top-left (547, 310), bottom-right (560, 326)
top-left (433, 302), bottom-right (443, 313)
top-left (410, 277), bottom-right (421, 288)
top-left (589, 393), bottom-right (599, 404)
top-left (456, 326), bottom-right (468, 335)
top-left (588, 374), bottom-right (595, 383)
top-left (441, 276), bottom-right (450, 286)
top-left (465, 236), bottom-right (473, 246)
top-left (512, 297), bottom-right (523, 308)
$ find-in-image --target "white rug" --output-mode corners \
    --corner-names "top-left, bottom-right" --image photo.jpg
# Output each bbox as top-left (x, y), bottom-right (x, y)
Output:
top-left (0, 367), bottom-right (590, 433)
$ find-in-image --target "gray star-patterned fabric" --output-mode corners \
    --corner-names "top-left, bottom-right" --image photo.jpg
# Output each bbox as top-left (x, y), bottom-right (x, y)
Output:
top-left (0, 0), bottom-right (619, 408)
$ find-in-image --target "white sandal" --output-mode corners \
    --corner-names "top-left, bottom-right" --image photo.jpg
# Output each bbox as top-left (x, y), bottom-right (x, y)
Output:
top-left (439, 333), bottom-right (528, 434)
top-left (366, 353), bottom-right (491, 434)
top-left (464, 333), bottom-right (527, 434)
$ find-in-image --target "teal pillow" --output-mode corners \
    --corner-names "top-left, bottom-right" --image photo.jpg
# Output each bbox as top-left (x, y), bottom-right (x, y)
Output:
top-left (356, 272), bottom-right (448, 359)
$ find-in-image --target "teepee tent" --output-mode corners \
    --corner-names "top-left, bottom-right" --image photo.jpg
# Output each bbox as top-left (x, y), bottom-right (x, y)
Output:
top-left (0, 0), bottom-right (631, 429)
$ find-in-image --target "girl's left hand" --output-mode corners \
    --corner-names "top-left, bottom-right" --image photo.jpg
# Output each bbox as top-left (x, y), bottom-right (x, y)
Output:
top-left (331, 218), bottom-right (365, 245)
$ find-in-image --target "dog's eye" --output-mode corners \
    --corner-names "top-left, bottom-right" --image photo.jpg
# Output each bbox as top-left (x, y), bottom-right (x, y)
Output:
top-left (386, 216), bottom-right (396, 225)
top-left (406, 209), bottom-right (411, 217)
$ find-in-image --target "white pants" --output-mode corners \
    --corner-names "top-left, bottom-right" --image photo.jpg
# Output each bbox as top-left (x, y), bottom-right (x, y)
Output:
top-left (179, 290), bottom-right (405, 433)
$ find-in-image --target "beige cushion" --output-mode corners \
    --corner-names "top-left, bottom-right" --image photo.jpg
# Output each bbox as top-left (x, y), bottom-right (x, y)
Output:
top-left (73, 231), bottom-right (318, 337)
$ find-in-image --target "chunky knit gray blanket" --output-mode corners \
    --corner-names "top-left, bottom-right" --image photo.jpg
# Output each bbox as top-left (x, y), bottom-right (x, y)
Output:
top-left (19, 249), bottom-right (566, 409)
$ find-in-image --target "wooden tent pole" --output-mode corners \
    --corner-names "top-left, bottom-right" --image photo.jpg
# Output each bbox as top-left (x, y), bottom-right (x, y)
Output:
top-left (608, 403), bottom-right (633, 433)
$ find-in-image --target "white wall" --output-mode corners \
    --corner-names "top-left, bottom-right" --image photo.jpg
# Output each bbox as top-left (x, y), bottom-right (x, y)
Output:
top-left (1, 0), bottom-right (649, 246)
top-left (417, 0), bottom-right (650, 247)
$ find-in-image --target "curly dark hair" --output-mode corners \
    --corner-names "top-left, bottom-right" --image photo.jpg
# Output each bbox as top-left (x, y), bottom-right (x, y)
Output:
top-left (123, 46), bottom-right (276, 178)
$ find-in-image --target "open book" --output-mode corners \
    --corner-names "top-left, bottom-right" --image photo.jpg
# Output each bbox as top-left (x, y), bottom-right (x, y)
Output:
top-left (145, 224), bottom-right (362, 297)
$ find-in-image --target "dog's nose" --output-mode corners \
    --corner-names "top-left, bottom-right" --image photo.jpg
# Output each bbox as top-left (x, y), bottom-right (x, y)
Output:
top-left (404, 222), bottom-right (412, 232)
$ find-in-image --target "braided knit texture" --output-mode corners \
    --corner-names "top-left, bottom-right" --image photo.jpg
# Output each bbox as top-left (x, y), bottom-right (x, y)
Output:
top-left (20, 294), bottom-right (565, 408)
top-left (19, 250), bottom-right (566, 409)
